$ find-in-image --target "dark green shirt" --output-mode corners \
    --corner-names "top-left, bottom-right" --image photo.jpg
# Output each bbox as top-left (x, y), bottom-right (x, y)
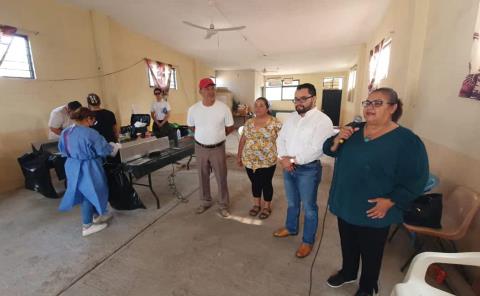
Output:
top-left (323, 124), bottom-right (429, 228)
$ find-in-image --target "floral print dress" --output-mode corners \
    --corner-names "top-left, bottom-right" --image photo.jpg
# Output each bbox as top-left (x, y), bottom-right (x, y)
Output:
top-left (241, 116), bottom-right (282, 171)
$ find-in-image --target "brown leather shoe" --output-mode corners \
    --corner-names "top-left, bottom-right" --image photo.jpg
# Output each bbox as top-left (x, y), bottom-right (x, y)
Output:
top-left (295, 243), bottom-right (313, 258)
top-left (273, 227), bottom-right (293, 238)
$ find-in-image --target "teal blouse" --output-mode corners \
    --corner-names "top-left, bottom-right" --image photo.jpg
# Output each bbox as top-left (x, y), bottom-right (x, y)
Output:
top-left (323, 123), bottom-right (429, 228)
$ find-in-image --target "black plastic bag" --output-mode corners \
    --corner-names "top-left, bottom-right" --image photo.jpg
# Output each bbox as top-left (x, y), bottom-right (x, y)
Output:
top-left (49, 154), bottom-right (66, 180)
top-left (104, 163), bottom-right (145, 210)
top-left (178, 125), bottom-right (190, 137)
top-left (17, 152), bottom-right (59, 199)
top-left (404, 193), bottom-right (443, 228)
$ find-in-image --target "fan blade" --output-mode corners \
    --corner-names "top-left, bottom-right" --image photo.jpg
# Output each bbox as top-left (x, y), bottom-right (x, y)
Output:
top-left (205, 30), bottom-right (217, 39)
top-left (182, 21), bottom-right (209, 31)
top-left (214, 26), bottom-right (246, 32)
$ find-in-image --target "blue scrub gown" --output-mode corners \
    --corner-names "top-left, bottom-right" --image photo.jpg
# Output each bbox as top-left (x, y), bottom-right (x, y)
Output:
top-left (58, 125), bottom-right (113, 215)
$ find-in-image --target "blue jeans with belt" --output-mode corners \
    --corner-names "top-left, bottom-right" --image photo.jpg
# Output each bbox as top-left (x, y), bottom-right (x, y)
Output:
top-left (283, 160), bottom-right (322, 245)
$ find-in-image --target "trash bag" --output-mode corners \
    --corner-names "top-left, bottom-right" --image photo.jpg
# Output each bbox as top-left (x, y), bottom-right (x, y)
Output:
top-left (49, 154), bottom-right (66, 181)
top-left (104, 163), bottom-right (145, 210)
top-left (17, 152), bottom-right (59, 199)
top-left (178, 125), bottom-right (190, 137)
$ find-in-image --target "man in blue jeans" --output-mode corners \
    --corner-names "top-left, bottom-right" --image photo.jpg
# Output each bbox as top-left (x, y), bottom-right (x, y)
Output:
top-left (274, 83), bottom-right (334, 258)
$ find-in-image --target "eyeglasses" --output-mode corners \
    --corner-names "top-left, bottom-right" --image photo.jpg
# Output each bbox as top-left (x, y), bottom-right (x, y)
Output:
top-left (293, 95), bottom-right (314, 103)
top-left (154, 92), bottom-right (162, 96)
top-left (361, 99), bottom-right (395, 108)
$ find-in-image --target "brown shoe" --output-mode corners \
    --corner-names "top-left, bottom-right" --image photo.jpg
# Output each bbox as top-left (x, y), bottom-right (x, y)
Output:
top-left (273, 227), bottom-right (294, 238)
top-left (295, 243), bottom-right (313, 258)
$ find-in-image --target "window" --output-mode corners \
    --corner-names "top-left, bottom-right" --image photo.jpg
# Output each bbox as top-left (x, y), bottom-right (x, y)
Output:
top-left (0, 34), bottom-right (35, 79)
top-left (323, 77), bottom-right (343, 90)
top-left (265, 79), bottom-right (299, 101)
top-left (148, 67), bottom-right (177, 89)
top-left (347, 66), bottom-right (357, 102)
top-left (368, 38), bottom-right (391, 91)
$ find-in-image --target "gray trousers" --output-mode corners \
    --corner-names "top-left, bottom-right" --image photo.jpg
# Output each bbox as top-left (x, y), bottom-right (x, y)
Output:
top-left (195, 143), bottom-right (230, 209)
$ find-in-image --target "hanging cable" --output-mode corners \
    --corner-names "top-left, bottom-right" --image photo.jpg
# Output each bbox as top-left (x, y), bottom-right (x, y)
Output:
top-left (36, 58), bottom-right (145, 82)
top-left (308, 203), bottom-right (330, 296)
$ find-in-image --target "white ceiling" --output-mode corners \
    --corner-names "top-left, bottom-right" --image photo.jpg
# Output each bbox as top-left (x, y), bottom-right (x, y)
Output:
top-left (60, 0), bottom-right (391, 75)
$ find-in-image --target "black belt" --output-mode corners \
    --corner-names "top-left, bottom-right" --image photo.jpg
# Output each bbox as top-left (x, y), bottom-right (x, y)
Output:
top-left (195, 140), bottom-right (225, 149)
top-left (297, 160), bottom-right (321, 166)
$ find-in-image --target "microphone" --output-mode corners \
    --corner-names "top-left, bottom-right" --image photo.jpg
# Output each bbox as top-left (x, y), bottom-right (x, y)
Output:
top-left (339, 115), bottom-right (363, 144)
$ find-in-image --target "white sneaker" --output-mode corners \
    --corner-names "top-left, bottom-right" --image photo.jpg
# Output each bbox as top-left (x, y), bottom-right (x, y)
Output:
top-left (82, 223), bottom-right (108, 237)
top-left (218, 208), bottom-right (230, 218)
top-left (93, 213), bottom-right (113, 224)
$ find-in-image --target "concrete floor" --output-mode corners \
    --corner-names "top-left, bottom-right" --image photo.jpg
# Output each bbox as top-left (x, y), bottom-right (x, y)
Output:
top-left (0, 134), bottom-right (414, 296)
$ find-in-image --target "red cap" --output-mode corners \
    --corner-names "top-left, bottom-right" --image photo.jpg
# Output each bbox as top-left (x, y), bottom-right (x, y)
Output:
top-left (199, 78), bottom-right (215, 89)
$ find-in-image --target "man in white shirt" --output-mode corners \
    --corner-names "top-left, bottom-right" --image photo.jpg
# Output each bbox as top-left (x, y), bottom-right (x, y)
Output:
top-left (273, 83), bottom-right (334, 258)
top-left (187, 78), bottom-right (235, 217)
top-left (150, 87), bottom-right (173, 138)
top-left (48, 101), bottom-right (82, 139)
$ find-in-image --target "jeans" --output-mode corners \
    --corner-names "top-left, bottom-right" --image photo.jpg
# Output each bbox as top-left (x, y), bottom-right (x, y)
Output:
top-left (81, 198), bottom-right (95, 225)
top-left (283, 160), bottom-right (322, 245)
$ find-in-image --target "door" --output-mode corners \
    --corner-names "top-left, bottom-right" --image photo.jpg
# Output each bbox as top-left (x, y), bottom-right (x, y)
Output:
top-left (321, 89), bottom-right (342, 126)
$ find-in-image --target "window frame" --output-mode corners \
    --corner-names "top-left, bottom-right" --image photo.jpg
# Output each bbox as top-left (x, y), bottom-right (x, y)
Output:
top-left (0, 33), bottom-right (36, 80)
top-left (323, 77), bottom-right (343, 90)
top-left (264, 79), bottom-right (300, 101)
top-left (347, 66), bottom-right (357, 102)
top-left (368, 38), bottom-right (392, 89)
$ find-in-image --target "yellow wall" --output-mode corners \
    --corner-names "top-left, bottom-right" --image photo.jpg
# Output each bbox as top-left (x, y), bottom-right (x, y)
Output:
top-left (359, 0), bottom-right (480, 256)
top-left (0, 0), bottom-right (102, 193)
top-left (410, 0), bottom-right (480, 256)
top-left (0, 0), bottom-right (213, 193)
top-left (216, 70), bottom-right (256, 107)
top-left (355, 0), bottom-right (430, 126)
top-left (107, 18), bottom-right (213, 126)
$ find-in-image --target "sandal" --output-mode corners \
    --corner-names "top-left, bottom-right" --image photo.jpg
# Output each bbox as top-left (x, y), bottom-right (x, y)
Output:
top-left (259, 208), bottom-right (272, 220)
top-left (249, 205), bottom-right (261, 216)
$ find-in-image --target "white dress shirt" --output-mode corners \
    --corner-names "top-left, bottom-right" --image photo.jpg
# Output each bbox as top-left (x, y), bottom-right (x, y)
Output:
top-left (276, 108), bottom-right (334, 165)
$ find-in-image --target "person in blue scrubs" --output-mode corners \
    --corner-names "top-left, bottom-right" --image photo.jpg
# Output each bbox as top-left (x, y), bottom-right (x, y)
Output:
top-left (58, 107), bottom-right (119, 237)
top-left (323, 88), bottom-right (429, 296)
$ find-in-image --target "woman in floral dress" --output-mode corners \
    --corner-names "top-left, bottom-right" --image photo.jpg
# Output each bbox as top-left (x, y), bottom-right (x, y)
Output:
top-left (237, 97), bottom-right (282, 219)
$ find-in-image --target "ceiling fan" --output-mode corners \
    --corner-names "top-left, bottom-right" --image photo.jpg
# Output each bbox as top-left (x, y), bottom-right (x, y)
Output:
top-left (182, 21), bottom-right (246, 39)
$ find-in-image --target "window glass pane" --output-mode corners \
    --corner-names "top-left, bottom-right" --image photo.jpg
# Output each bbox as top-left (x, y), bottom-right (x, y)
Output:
top-left (0, 35), bottom-right (34, 79)
top-left (335, 78), bottom-right (343, 90)
top-left (266, 87), bottom-right (282, 101)
top-left (266, 79), bottom-right (282, 87)
top-left (148, 70), bottom-right (155, 87)
top-left (149, 68), bottom-right (177, 89)
top-left (282, 86), bottom-right (296, 100)
top-left (323, 77), bottom-right (333, 88)
top-left (0, 68), bottom-right (31, 78)
top-left (170, 69), bottom-right (177, 89)
top-left (348, 69), bottom-right (357, 91)
top-left (376, 43), bottom-right (391, 81)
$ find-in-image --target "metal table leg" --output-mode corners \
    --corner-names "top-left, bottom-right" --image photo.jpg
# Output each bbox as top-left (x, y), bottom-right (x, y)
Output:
top-left (148, 173), bottom-right (160, 209)
top-left (186, 155), bottom-right (193, 170)
top-left (129, 172), bottom-right (160, 209)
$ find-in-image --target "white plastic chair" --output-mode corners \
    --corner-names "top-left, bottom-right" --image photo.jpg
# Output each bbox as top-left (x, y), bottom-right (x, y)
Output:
top-left (391, 252), bottom-right (480, 296)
